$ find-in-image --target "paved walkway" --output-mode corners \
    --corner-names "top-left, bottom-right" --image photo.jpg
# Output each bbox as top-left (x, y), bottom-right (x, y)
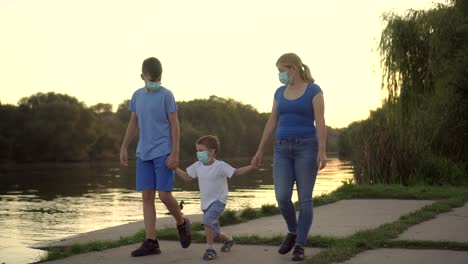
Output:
top-left (336, 249), bottom-right (468, 264)
top-left (398, 203), bottom-right (468, 242)
top-left (42, 241), bottom-right (322, 264)
top-left (34, 214), bottom-right (205, 249)
top-left (36, 200), bottom-right (468, 264)
top-left (223, 199), bottom-right (432, 237)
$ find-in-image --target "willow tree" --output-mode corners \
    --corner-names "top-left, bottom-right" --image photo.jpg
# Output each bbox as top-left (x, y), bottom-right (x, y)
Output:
top-left (340, 0), bottom-right (467, 185)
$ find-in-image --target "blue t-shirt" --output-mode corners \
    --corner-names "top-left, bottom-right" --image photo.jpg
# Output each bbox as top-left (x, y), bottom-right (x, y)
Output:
top-left (274, 83), bottom-right (322, 139)
top-left (129, 86), bottom-right (177, 161)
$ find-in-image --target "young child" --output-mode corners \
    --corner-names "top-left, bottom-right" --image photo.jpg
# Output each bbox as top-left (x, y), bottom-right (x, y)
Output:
top-left (176, 135), bottom-right (253, 260)
top-left (120, 57), bottom-right (191, 257)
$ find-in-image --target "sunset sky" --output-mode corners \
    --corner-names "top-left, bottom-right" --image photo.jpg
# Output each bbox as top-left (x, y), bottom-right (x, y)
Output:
top-left (0, 0), bottom-right (445, 128)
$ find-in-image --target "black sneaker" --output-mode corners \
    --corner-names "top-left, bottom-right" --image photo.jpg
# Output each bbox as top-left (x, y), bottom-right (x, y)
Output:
top-left (220, 239), bottom-right (235, 252)
top-left (177, 217), bottom-right (192, 248)
top-left (278, 233), bottom-right (296, 254)
top-left (131, 239), bottom-right (161, 257)
top-left (203, 248), bottom-right (217, 260)
top-left (292, 245), bottom-right (305, 261)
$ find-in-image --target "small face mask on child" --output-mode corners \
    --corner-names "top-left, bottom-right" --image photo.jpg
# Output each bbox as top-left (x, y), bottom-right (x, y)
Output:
top-left (197, 151), bottom-right (210, 164)
top-left (146, 81), bottom-right (161, 91)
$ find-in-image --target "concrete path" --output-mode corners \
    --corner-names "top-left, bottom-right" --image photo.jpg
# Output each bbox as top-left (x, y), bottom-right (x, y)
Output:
top-left (33, 214), bottom-right (204, 249)
top-left (42, 241), bottom-right (322, 264)
top-left (336, 249), bottom-right (468, 264)
top-left (35, 199), bottom-right (432, 250)
top-left (36, 199), bottom-right (468, 264)
top-left (398, 203), bottom-right (468, 242)
top-left (223, 199), bottom-right (433, 238)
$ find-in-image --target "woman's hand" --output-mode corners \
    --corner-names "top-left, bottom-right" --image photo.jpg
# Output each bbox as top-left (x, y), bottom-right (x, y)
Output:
top-left (251, 151), bottom-right (264, 169)
top-left (318, 151), bottom-right (327, 171)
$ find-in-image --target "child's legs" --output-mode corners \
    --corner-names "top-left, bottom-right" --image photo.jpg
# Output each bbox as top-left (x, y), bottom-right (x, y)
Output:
top-left (204, 224), bottom-right (216, 244)
top-left (153, 154), bottom-right (184, 225)
top-left (136, 158), bottom-right (157, 239)
top-left (217, 232), bottom-right (230, 242)
top-left (202, 200), bottom-right (226, 244)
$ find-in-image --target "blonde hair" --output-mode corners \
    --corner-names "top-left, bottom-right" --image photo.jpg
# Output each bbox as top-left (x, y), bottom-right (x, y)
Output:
top-left (276, 53), bottom-right (315, 83)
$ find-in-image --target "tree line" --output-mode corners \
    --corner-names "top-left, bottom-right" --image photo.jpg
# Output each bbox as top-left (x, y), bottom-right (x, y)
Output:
top-left (339, 0), bottom-right (467, 185)
top-left (0, 94), bottom-right (341, 162)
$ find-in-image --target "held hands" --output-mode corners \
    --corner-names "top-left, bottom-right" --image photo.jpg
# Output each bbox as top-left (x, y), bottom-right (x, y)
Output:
top-left (251, 151), bottom-right (263, 169)
top-left (166, 152), bottom-right (179, 170)
top-left (318, 151), bottom-right (327, 171)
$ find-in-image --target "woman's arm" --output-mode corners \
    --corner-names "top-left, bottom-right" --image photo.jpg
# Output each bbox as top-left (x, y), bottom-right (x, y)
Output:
top-left (251, 99), bottom-right (278, 168)
top-left (313, 93), bottom-right (327, 170)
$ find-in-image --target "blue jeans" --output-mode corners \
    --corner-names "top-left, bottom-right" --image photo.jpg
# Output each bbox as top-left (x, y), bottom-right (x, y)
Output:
top-left (273, 137), bottom-right (318, 246)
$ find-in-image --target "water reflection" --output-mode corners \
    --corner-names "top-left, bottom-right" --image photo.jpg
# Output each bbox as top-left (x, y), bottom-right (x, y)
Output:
top-left (0, 156), bottom-right (353, 264)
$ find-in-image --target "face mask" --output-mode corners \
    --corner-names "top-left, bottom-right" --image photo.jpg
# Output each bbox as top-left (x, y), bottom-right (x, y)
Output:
top-left (197, 151), bottom-right (210, 164)
top-left (279, 71), bottom-right (289, 85)
top-left (146, 81), bottom-right (161, 91)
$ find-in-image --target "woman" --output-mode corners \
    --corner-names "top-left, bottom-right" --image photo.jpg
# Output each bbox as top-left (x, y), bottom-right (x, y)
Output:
top-left (251, 53), bottom-right (327, 261)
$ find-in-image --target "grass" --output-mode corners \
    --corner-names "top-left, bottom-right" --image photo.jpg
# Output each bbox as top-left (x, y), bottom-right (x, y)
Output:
top-left (386, 240), bottom-right (468, 251)
top-left (39, 184), bottom-right (468, 262)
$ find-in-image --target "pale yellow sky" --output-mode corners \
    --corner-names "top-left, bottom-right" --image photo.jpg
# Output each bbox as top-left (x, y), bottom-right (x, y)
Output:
top-left (0, 0), bottom-right (444, 128)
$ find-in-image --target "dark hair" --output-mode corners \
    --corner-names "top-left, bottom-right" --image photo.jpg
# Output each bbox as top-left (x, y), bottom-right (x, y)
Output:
top-left (142, 57), bottom-right (163, 81)
top-left (196, 135), bottom-right (220, 154)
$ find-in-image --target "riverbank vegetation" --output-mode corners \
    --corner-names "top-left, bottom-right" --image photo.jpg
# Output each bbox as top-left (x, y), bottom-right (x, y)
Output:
top-left (339, 0), bottom-right (467, 185)
top-left (0, 94), bottom-right (342, 163)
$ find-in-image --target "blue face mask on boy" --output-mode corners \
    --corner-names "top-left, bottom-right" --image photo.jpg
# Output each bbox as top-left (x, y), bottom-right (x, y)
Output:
top-left (197, 151), bottom-right (210, 164)
top-left (146, 81), bottom-right (161, 91)
top-left (279, 71), bottom-right (289, 85)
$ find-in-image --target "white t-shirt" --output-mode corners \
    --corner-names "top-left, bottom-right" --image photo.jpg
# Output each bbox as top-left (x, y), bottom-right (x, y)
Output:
top-left (186, 160), bottom-right (236, 210)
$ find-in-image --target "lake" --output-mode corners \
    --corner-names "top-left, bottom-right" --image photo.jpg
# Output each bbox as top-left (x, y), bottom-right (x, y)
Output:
top-left (0, 156), bottom-right (353, 264)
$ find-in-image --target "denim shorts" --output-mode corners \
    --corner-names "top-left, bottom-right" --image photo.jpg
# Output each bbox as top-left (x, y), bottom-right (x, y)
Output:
top-left (136, 154), bottom-right (174, 191)
top-left (202, 200), bottom-right (226, 238)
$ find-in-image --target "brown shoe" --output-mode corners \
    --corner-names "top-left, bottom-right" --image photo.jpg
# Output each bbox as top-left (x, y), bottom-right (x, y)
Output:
top-left (131, 239), bottom-right (161, 257)
top-left (177, 217), bottom-right (192, 248)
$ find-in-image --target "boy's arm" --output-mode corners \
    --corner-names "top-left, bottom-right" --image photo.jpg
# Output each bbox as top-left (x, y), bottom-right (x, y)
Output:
top-left (166, 111), bottom-right (180, 170)
top-left (175, 168), bottom-right (193, 182)
top-left (120, 112), bottom-right (138, 166)
top-left (233, 165), bottom-right (254, 177)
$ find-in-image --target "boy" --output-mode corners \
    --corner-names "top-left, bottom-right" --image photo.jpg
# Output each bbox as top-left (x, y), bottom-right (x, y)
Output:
top-left (176, 135), bottom-right (253, 260)
top-left (120, 57), bottom-right (191, 257)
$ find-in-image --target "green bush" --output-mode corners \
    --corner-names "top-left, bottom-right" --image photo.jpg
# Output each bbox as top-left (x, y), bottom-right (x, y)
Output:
top-left (219, 209), bottom-right (241, 226)
top-left (239, 207), bottom-right (259, 220)
top-left (261, 204), bottom-right (280, 216)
